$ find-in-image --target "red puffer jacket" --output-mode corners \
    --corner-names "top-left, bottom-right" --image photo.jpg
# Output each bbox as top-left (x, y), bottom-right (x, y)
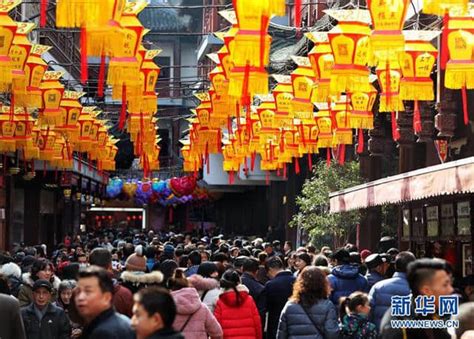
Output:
top-left (214, 285), bottom-right (262, 339)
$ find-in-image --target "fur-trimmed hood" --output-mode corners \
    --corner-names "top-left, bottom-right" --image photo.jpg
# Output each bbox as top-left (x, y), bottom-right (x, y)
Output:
top-left (21, 272), bottom-right (61, 289)
top-left (187, 274), bottom-right (219, 291)
top-left (120, 270), bottom-right (164, 285)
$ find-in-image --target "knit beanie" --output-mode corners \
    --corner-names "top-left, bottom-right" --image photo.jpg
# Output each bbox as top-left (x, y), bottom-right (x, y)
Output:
top-left (125, 245), bottom-right (147, 272)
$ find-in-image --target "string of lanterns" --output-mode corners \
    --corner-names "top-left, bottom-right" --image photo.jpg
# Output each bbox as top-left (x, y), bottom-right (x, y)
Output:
top-left (182, 0), bottom-right (472, 183)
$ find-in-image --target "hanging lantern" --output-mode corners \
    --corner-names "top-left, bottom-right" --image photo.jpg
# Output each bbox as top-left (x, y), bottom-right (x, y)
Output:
top-left (38, 71), bottom-right (65, 126)
top-left (76, 107), bottom-right (95, 153)
top-left (444, 9), bottom-right (474, 124)
top-left (35, 126), bottom-right (57, 161)
top-left (0, 1), bottom-right (20, 91)
top-left (348, 84), bottom-right (377, 129)
top-left (315, 102), bottom-right (333, 149)
top-left (326, 9), bottom-right (372, 95)
top-left (376, 60), bottom-right (405, 113)
top-left (13, 107), bottom-right (39, 160)
top-left (0, 106), bottom-right (16, 152)
top-left (400, 30), bottom-right (440, 101)
top-left (306, 32), bottom-right (335, 103)
top-left (55, 0), bottom-right (123, 28)
top-left (368, 0), bottom-right (408, 65)
top-left (331, 97), bottom-right (353, 146)
top-left (423, 0), bottom-right (468, 16)
top-left (272, 74), bottom-right (295, 129)
top-left (56, 91), bottom-right (84, 143)
top-left (24, 44), bottom-right (51, 108)
top-left (290, 56), bottom-right (316, 124)
top-left (10, 22), bottom-right (35, 104)
top-left (256, 97), bottom-right (280, 146)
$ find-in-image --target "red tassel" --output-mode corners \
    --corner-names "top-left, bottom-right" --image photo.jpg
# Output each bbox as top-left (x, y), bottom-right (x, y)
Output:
top-left (294, 157), bottom-right (300, 174)
top-left (295, 0), bottom-right (302, 28)
top-left (265, 171), bottom-right (270, 185)
top-left (385, 61), bottom-right (391, 108)
top-left (440, 11), bottom-right (450, 70)
top-left (308, 153), bottom-right (313, 170)
top-left (40, 0), bottom-right (48, 27)
top-left (462, 86), bottom-right (469, 125)
top-left (338, 144), bottom-right (346, 165)
top-left (205, 142), bottom-right (210, 175)
top-left (80, 27), bottom-right (88, 85)
top-left (283, 164), bottom-right (287, 179)
top-left (357, 129), bottom-right (364, 154)
top-left (244, 157), bottom-right (248, 173)
top-left (119, 84), bottom-right (127, 130)
top-left (413, 100), bottom-right (422, 133)
top-left (250, 151), bottom-right (256, 171)
top-left (97, 54), bottom-right (106, 98)
top-left (391, 111), bottom-right (400, 141)
top-left (227, 116), bottom-right (232, 135)
top-left (326, 147), bottom-right (331, 167)
top-left (9, 93), bottom-right (14, 121)
top-left (260, 15), bottom-right (269, 67)
top-left (241, 62), bottom-right (251, 111)
top-left (277, 167), bottom-right (281, 177)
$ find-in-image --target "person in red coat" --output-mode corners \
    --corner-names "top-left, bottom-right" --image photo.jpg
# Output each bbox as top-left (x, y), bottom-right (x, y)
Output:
top-left (214, 269), bottom-right (262, 339)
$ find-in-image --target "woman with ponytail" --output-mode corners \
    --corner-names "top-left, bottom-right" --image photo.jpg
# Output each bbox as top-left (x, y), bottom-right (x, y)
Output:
top-left (169, 269), bottom-right (223, 339)
top-left (214, 269), bottom-right (262, 338)
top-left (340, 291), bottom-right (377, 339)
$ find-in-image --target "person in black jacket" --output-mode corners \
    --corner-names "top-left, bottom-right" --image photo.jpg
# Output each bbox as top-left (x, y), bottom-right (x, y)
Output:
top-left (0, 293), bottom-right (26, 339)
top-left (21, 279), bottom-right (71, 339)
top-left (131, 286), bottom-right (184, 339)
top-left (75, 266), bottom-right (134, 339)
top-left (262, 256), bottom-right (296, 339)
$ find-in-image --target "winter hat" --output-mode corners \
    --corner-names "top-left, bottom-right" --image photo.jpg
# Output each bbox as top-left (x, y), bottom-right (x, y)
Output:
top-left (0, 262), bottom-right (22, 279)
top-left (360, 249), bottom-right (372, 261)
top-left (163, 244), bottom-right (175, 256)
top-left (125, 245), bottom-right (147, 272)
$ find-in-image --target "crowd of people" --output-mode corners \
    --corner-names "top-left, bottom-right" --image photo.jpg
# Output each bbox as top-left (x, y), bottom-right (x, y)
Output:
top-left (0, 229), bottom-right (473, 339)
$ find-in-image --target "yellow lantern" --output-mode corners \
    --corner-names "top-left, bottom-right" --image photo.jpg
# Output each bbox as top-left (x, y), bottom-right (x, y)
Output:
top-left (56, 91), bottom-right (84, 142)
top-left (349, 84), bottom-right (377, 130)
top-left (306, 32), bottom-right (335, 103)
top-left (38, 71), bottom-right (65, 125)
top-left (326, 9), bottom-right (372, 95)
top-left (290, 57), bottom-right (316, 124)
top-left (10, 22), bottom-right (35, 103)
top-left (368, 0), bottom-right (409, 64)
top-left (331, 98), bottom-right (353, 146)
top-left (423, 0), bottom-right (468, 16)
top-left (76, 107), bottom-right (95, 153)
top-left (24, 44), bottom-right (51, 108)
top-left (56, 0), bottom-right (124, 28)
top-left (0, 106), bottom-right (16, 152)
top-left (272, 74), bottom-right (295, 129)
top-left (0, 0), bottom-right (20, 91)
top-left (36, 126), bottom-right (57, 162)
top-left (377, 61), bottom-right (405, 112)
top-left (444, 8), bottom-right (474, 124)
top-left (315, 103), bottom-right (333, 149)
top-left (12, 107), bottom-right (38, 160)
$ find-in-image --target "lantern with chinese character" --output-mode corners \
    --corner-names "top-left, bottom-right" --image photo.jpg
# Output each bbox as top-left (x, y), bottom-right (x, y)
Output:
top-left (290, 57), bottom-right (316, 124)
top-left (326, 10), bottom-right (372, 95)
top-left (36, 126), bottom-right (57, 162)
top-left (13, 107), bottom-right (38, 160)
top-left (56, 91), bottom-right (84, 142)
top-left (0, 106), bottom-right (16, 152)
top-left (76, 107), bottom-right (95, 153)
top-left (315, 103), bottom-right (333, 150)
top-left (368, 0), bottom-right (409, 64)
top-left (331, 98), bottom-right (353, 146)
top-left (24, 44), bottom-right (51, 108)
top-left (10, 22), bottom-right (35, 103)
top-left (0, 1), bottom-right (20, 91)
top-left (444, 8), bottom-right (474, 125)
top-left (306, 32), bottom-right (335, 103)
top-left (272, 74), bottom-right (295, 129)
top-left (349, 84), bottom-right (377, 130)
top-left (39, 71), bottom-right (65, 126)
top-left (377, 60), bottom-right (405, 113)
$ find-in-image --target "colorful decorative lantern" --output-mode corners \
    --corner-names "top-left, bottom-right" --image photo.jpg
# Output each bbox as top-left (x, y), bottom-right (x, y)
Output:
top-left (272, 74), bottom-right (295, 129)
top-left (349, 84), bottom-right (377, 130)
top-left (290, 57), bottom-right (316, 124)
top-left (306, 32), bottom-right (334, 103)
top-left (0, 0), bottom-right (20, 91)
top-left (423, 0), bottom-right (468, 16)
top-left (376, 61), bottom-right (405, 113)
top-left (56, 91), bottom-right (84, 142)
top-left (10, 22), bottom-right (35, 103)
top-left (0, 106), bottom-right (16, 152)
top-left (38, 71), bottom-right (65, 125)
top-left (24, 44), bottom-right (51, 108)
top-left (326, 9), bottom-right (372, 95)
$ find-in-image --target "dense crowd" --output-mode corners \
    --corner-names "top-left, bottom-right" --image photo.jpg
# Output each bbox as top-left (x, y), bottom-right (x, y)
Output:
top-left (0, 229), bottom-right (473, 339)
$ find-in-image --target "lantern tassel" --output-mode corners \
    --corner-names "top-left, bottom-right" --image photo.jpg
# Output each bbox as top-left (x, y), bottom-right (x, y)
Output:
top-left (80, 27), bottom-right (88, 85)
top-left (294, 157), bottom-right (300, 174)
top-left (97, 54), bottom-right (106, 98)
top-left (357, 129), bottom-right (364, 154)
top-left (295, 0), bottom-right (302, 28)
top-left (440, 11), bottom-right (449, 70)
top-left (265, 171), bottom-right (270, 185)
top-left (385, 61), bottom-right (391, 108)
top-left (283, 163), bottom-right (287, 179)
top-left (462, 86), bottom-right (469, 125)
top-left (9, 93), bottom-right (14, 121)
top-left (391, 111), bottom-right (400, 141)
top-left (308, 153), bottom-right (313, 170)
top-left (40, 0), bottom-right (48, 27)
top-left (338, 144), bottom-right (346, 165)
top-left (250, 151), bottom-right (256, 171)
top-left (260, 15), bottom-right (269, 67)
top-left (326, 147), bottom-right (331, 167)
top-left (413, 100), bottom-right (422, 133)
top-left (119, 84), bottom-right (127, 130)
top-left (205, 142), bottom-right (210, 175)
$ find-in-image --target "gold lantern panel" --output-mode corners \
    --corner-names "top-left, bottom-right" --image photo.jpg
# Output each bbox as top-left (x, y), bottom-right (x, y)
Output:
top-left (349, 85), bottom-right (377, 130)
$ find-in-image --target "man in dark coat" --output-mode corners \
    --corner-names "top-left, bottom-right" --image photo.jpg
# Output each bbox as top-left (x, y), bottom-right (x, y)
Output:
top-left (0, 293), bottom-right (26, 339)
top-left (131, 286), bottom-right (184, 339)
top-left (365, 253), bottom-right (388, 289)
top-left (241, 257), bottom-right (265, 328)
top-left (75, 266), bottom-right (134, 339)
top-left (21, 279), bottom-right (71, 339)
top-left (261, 256), bottom-right (296, 339)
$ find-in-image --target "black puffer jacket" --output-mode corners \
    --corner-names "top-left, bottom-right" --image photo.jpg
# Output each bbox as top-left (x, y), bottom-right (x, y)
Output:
top-left (80, 307), bottom-right (134, 339)
top-left (21, 303), bottom-right (71, 339)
